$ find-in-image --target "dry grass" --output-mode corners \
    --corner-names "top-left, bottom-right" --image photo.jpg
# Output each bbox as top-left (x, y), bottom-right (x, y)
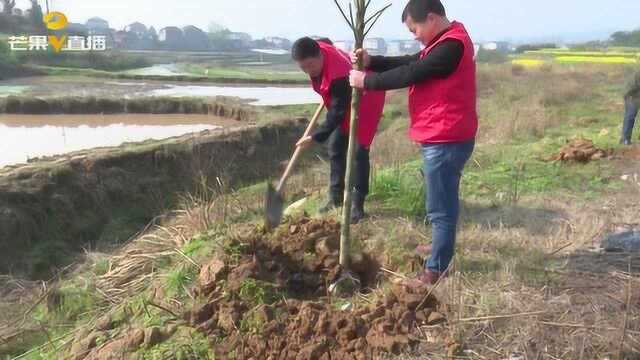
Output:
top-left (477, 64), bottom-right (608, 143)
top-left (361, 190), bottom-right (640, 358)
top-left (92, 176), bottom-right (243, 302)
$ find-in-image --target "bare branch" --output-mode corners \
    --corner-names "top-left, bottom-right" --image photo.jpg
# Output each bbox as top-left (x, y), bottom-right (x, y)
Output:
top-left (333, 0), bottom-right (355, 30)
top-left (364, 0), bottom-right (372, 12)
top-left (364, 3), bottom-right (392, 27)
top-left (364, 4), bottom-right (391, 38)
top-left (348, 3), bottom-right (355, 30)
top-left (146, 300), bottom-right (180, 319)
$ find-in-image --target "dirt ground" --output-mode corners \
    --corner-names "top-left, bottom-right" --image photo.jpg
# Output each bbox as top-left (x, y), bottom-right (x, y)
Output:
top-left (186, 217), bottom-right (451, 360)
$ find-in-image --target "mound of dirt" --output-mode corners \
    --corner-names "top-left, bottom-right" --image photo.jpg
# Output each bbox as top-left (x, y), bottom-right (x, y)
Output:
top-left (188, 217), bottom-right (445, 359)
top-left (548, 138), bottom-right (612, 163)
top-left (222, 217), bottom-right (381, 296)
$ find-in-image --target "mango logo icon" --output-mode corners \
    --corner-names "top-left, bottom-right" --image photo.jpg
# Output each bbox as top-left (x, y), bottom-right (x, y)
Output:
top-left (43, 12), bottom-right (68, 31)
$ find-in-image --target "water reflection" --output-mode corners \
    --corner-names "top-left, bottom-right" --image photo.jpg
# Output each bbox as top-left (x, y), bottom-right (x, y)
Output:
top-left (0, 114), bottom-right (229, 167)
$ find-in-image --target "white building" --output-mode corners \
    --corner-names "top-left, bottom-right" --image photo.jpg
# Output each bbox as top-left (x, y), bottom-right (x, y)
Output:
top-left (334, 40), bottom-right (353, 53)
top-left (364, 38), bottom-right (387, 55)
top-left (481, 41), bottom-right (511, 53)
top-left (386, 40), bottom-right (422, 55)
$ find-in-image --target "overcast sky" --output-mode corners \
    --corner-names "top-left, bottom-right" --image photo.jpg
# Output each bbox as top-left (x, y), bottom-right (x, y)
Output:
top-left (15, 0), bottom-right (640, 43)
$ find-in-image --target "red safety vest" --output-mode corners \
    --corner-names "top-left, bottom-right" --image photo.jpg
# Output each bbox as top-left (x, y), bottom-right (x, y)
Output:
top-left (311, 41), bottom-right (386, 148)
top-left (408, 21), bottom-right (478, 143)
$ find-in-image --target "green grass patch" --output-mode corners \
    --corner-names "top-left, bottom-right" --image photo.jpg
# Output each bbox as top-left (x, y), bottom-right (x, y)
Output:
top-left (469, 139), bottom-right (621, 200)
top-left (17, 51), bottom-right (151, 72)
top-left (165, 265), bottom-right (198, 298)
top-left (377, 101), bottom-right (408, 132)
top-left (138, 328), bottom-right (213, 359)
top-left (179, 63), bottom-right (307, 82)
top-left (180, 230), bottom-right (225, 264)
top-left (93, 257), bottom-right (110, 276)
top-left (11, 281), bottom-right (103, 359)
top-left (369, 162), bottom-right (425, 218)
top-left (457, 243), bottom-right (562, 287)
top-left (0, 331), bottom-right (49, 359)
top-left (35, 285), bottom-right (98, 324)
top-left (370, 125), bottom-right (622, 218)
top-left (238, 278), bottom-right (280, 306)
top-left (182, 236), bottom-right (209, 258)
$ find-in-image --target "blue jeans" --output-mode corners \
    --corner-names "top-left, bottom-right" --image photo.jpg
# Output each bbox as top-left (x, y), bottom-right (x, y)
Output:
top-left (623, 97), bottom-right (638, 141)
top-left (421, 140), bottom-right (475, 273)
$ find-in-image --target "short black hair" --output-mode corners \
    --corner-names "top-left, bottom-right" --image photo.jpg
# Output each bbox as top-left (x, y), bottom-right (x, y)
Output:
top-left (292, 37), bottom-right (321, 61)
top-left (402, 0), bottom-right (446, 23)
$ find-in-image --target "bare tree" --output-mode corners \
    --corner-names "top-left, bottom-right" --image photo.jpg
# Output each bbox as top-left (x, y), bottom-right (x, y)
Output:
top-left (332, 0), bottom-right (390, 287)
top-left (2, 0), bottom-right (16, 15)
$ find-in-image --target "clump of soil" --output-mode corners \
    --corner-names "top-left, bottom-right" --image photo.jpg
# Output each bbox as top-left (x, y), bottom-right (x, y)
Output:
top-left (188, 217), bottom-right (445, 359)
top-left (548, 138), bottom-right (612, 163)
top-left (619, 145), bottom-right (640, 160)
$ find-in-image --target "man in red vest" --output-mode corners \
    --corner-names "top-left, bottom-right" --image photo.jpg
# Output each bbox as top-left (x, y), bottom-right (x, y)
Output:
top-left (293, 37), bottom-right (386, 223)
top-left (350, 0), bottom-right (477, 285)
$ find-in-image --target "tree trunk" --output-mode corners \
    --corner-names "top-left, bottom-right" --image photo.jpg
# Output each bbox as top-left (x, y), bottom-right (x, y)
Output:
top-left (338, 2), bottom-right (366, 270)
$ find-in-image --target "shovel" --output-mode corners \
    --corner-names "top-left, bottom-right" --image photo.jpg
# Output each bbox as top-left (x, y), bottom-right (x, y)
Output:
top-left (264, 103), bottom-right (325, 230)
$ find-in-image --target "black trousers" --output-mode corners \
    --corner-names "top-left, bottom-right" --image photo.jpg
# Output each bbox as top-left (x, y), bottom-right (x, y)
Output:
top-left (328, 129), bottom-right (370, 199)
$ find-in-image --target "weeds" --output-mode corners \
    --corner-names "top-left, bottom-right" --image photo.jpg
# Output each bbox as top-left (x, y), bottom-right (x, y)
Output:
top-left (165, 265), bottom-right (198, 298)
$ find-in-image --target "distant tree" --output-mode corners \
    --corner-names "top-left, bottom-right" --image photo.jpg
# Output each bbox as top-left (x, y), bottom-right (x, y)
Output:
top-left (610, 29), bottom-right (640, 47)
top-left (29, 0), bottom-right (45, 31)
top-left (148, 26), bottom-right (158, 38)
top-left (207, 28), bottom-right (233, 50)
top-left (571, 41), bottom-right (607, 51)
top-left (147, 26), bottom-right (158, 46)
top-left (207, 21), bottom-right (227, 34)
top-left (0, 37), bottom-right (18, 76)
top-left (2, 0), bottom-right (16, 14)
top-left (0, 38), bottom-right (16, 63)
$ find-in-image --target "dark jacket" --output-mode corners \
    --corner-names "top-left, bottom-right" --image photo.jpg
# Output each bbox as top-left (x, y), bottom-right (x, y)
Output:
top-left (625, 69), bottom-right (640, 104)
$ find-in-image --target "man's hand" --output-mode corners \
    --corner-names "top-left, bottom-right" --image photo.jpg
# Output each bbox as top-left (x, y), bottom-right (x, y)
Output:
top-left (351, 48), bottom-right (371, 68)
top-left (296, 135), bottom-right (314, 149)
top-left (349, 70), bottom-right (366, 89)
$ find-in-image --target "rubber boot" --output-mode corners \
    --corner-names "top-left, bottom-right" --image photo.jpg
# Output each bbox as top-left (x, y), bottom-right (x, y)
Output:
top-left (319, 191), bottom-right (342, 213)
top-left (350, 192), bottom-right (366, 224)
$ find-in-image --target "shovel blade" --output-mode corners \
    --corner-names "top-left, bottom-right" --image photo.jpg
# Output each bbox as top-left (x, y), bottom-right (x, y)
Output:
top-left (264, 182), bottom-right (284, 230)
top-left (329, 269), bottom-right (361, 297)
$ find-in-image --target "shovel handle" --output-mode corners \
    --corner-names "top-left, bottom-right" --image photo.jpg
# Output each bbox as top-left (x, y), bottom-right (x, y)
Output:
top-left (276, 103), bottom-right (325, 192)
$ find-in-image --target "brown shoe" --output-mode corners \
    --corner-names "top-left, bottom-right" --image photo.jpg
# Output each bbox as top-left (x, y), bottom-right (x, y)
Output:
top-left (404, 269), bottom-right (445, 288)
